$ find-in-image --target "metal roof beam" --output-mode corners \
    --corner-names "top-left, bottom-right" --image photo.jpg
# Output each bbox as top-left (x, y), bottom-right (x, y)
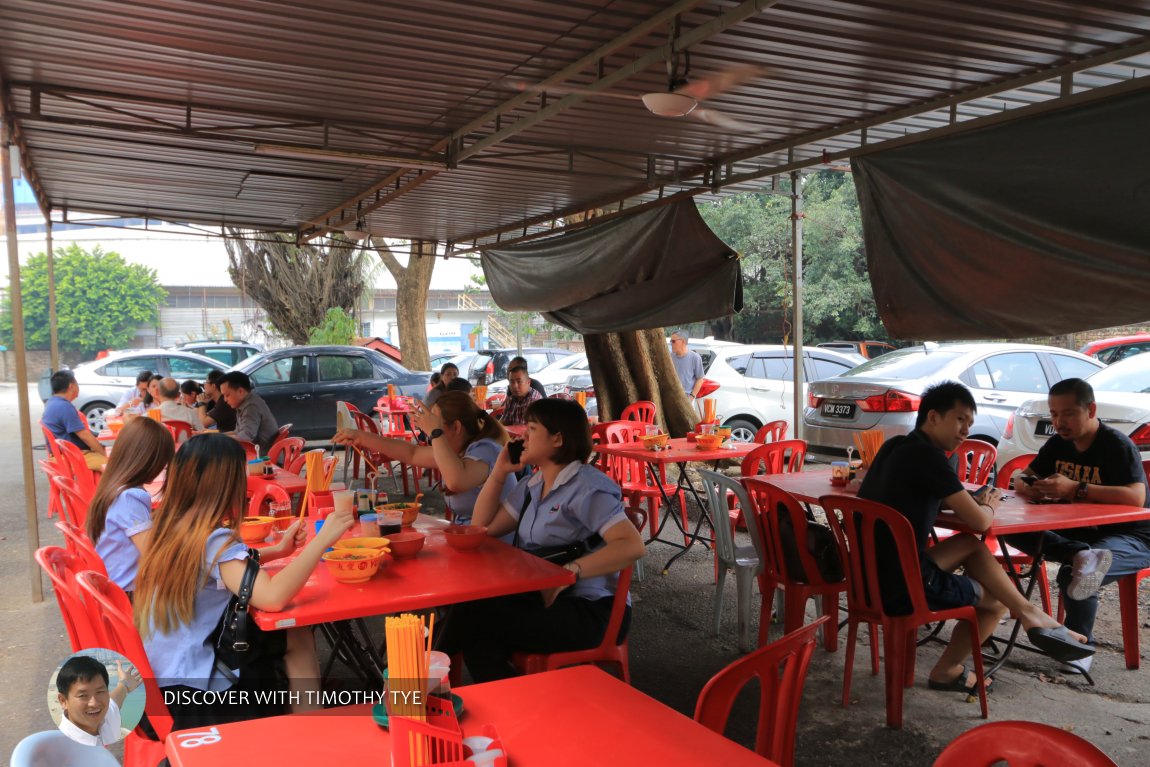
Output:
top-left (0, 76), bottom-right (50, 219)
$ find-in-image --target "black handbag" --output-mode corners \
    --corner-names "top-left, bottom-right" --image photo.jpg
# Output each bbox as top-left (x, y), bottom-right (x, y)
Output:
top-left (211, 548), bottom-right (287, 683)
top-left (777, 505), bottom-right (844, 584)
top-left (512, 491), bottom-right (602, 566)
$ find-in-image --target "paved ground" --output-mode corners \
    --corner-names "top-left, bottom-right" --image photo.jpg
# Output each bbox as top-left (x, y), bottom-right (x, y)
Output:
top-left (3, 382), bottom-right (1149, 765)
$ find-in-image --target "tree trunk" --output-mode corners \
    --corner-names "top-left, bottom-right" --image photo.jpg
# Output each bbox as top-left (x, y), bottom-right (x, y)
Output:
top-left (584, 329), bottom-right (697, 436)
top-left (373, 238), bottom-right (434, 371)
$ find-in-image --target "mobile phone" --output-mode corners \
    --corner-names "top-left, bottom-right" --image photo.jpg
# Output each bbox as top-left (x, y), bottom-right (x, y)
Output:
top-left (1019, 475), bottom-right (1037, 486)
top-left (968, 484), bottom-right (992, 499)
top-left (507, 440), bottom-right (525, 464)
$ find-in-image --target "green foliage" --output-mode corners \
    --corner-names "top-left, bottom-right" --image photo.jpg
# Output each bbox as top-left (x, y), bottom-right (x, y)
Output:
top-left (698, 172), bottom-right (886, 344)
top-left (307, 307), bottom-right (357, 346)
top-left (0, 243), bottom-right (167, 354)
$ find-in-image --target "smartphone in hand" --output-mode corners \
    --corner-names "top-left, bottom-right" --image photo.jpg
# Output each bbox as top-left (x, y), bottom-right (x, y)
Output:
top-left (507, 440), bottom-right (525, 464)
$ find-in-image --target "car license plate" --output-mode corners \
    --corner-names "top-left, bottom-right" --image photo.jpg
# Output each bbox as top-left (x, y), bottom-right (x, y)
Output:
top-left (821, 402), bottom-right (856, 419)
top-left (1034, 420), bottom-right (1055, 437)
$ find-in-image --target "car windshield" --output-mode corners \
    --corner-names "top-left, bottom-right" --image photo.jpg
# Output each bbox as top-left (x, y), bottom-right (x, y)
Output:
top-left (838, 349), bottom-right (963, 379)
top-left (1087, 354), bottom-right (1150, 394)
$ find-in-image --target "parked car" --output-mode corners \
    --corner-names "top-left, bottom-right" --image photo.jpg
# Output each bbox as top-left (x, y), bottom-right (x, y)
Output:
top-left (803, 342), bottom-right (1105, 454)
top-left (1078, 333), bottom-right (1150, 365)
top-left (469, 347), bottom-right (576, 385)
top-left (39, 349), bottom-right (230, 432)
top-left (817, 340), bottom-right (897, 360)
top-left (176, 339), bottom-right (262, 367)
top-left (232, 345), bottom-right (430, 440)
top-left (997, 351), bottom-right (1150, 472)
top-left (488, 353), bottom-right (589, 397)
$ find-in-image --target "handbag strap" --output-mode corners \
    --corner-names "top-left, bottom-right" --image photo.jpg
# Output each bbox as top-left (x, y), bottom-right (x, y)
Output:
top-left (232, 548), bottom-right (261, 652)
top-left (512, 491), bottom-right (532, 550)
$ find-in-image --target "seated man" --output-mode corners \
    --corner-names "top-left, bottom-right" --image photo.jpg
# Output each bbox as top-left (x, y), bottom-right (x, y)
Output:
top-left (112, 370), bottom-right (152, 416)
top-left (859, 381), bottom-right (1091, 693)
top-left (156, 377), bottom-right (198, 425)
top-left (508, 355), bottom-right (546, 398)
top-left (197, 369), bottom-right (237, 432)
top-left (1010, 377), bottom-right (1150, 675)
top-left (56, 655), bottom-right (141, 747)
top-left (499, 364), bottom-right (542, 426)
top-left (219, 370), bottom-right (279, 453)
top-left (42, 370), bottom-right (107, 469)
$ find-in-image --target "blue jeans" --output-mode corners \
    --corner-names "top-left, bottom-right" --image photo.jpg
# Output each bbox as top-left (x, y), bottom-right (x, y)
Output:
top-left (1007, 530), bottom-right (1150, 643)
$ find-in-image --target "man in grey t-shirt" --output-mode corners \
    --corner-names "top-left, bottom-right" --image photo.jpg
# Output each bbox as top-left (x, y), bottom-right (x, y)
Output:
top-left (219, 371), bottom-right (280, 453)
top-left (670, 330), bottom-right (704, 401)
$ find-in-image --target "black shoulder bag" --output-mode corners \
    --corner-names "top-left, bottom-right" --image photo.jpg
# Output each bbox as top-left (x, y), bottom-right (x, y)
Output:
top-left (211, 547), bottom-right (287, 684)
top-left (513, 491), bottom-right (601, 565)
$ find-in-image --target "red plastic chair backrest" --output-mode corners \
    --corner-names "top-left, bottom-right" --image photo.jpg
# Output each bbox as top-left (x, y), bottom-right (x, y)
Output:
top-left (41, 423), bottom-right (65, 461)
top-left (932, 720), bottom-right (1118, 767)
top-left (272, 423), bottom-right (293, 446)
top-left (267, 436), bottom-right (305, 468)
top-left (741, 440), bottom-right (808, 477)
top-left (600, 566), bottom-right (633, 649)
top-left (40, 458), bottom-right (67, 519)
top-left (352, 410), bottom-right (382, 436)
top-left (248, 481), bottom-right (292, 518)
top-left (34, 546), bottom-right (102, 652)
top-left (754, 420), bottom-right (789, 443)
top-left (76, 570), bottom-right (175, 743)
top-left (745, 479), bottom-right (842, 587)
top-left (694, 615), bottom-right (828, 767)
top-left (955, 439), bottom-right (997, 485)
top-left (51, 475), bottom-right (93, 529)
top-left (624, 506), bottom-right (648, 534)
top-left (236, 440), bottom-right (258, 460)
top-left (995, 453), bottom-right (1038, 490)
top-left (55, 439), bottom-right (98, 497)
top-left (53, 519), bottom-right (107, 577)
top-left (604, 422), bottom-right (649, 488)
top-left (620, 400), bottom-right (657, 424)
top-left (819, 494), bottom-right (927, 623)
top-left (162, 420), bottom-right (195, 444)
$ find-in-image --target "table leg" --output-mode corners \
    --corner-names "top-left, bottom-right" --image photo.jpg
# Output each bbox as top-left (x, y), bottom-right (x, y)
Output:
top-left (319, 619), bottom-right (385, 684)
top-left (651, 462), bottom-right (720, 573)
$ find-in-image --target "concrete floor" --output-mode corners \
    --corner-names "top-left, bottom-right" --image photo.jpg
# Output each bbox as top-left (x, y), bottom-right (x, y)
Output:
top-left (3, 382), bottom-right (1149, 765)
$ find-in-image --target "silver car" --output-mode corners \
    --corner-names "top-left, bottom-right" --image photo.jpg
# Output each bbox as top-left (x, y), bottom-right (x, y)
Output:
top-left (803, 342), bottom-right (1104, 454)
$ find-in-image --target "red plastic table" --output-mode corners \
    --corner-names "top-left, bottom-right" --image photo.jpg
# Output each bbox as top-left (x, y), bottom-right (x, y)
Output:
top-left (163, 665), bottom-right (779, 766)
top-left (246, 465), bottom-right (309, 496)
top-left (596, 437), bottom-right (757, 571)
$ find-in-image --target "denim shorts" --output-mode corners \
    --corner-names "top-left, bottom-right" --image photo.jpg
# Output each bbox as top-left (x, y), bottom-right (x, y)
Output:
top-left (921, 556), bottom-right (982, 611)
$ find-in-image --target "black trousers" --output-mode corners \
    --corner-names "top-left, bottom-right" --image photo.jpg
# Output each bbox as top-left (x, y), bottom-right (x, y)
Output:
top-left (438, 591), bottom-right (630, 683)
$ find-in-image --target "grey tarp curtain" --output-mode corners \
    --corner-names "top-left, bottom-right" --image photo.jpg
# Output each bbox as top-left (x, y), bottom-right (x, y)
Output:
top-left (853, 87), bottom-right (1150, 340)
top-left (479, 200), bottom-right (741, 334)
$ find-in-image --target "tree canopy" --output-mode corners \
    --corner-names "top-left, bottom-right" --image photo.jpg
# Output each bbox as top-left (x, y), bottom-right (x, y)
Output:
top-left (1, 243), bottom-right (167, 354)
top-left (698, 171), bottom-right (885, 344)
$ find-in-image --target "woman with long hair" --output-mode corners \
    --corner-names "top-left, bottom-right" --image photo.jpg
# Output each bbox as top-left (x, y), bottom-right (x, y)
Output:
top-left (424, 362), bottom-right (459, 408)
top-left (444, 398), bottom-right (645, 681)
top-left (86, 417), bottom-right (174, 594)
top-left (134, 434), bottom-right (354, 727)
top-left (335, 390), bottom-right (512, 525)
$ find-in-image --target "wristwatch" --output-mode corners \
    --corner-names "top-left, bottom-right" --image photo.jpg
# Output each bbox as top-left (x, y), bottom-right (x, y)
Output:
top-left (429, 428), bottom-right (444, 442)
top-left (1076, 481), bottom-right (1088, 500)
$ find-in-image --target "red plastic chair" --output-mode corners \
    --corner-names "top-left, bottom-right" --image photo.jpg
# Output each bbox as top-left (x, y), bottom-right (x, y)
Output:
top-left (603, 422), bottom-right (686, 541)
top-left (512, 566), bottom-right (634, 683)
top-left (286, 447), bottom-right (323, 475)
top-left (694, 616), bottom-right (829, 767)
top-left (741, 440), bottom-right (807, 477)
top-left (40, 457), bottom-right (67, 519)
top-left (955, 438), bottom-right (997, 484)
top-left (50, 475), bottom-right (94, 529)
top-left (932, 720), bottom-right (1118, 767)
top-left (34, 546), bottom-right (102, 651)
top-left (996, 454), bottom-right (1036, 490)
top-left (55, 439), bottom-right (100, 497)
top-left (820, 494), bottom-right (989, 729)
top-left (248, 481), bottom-right (293, 518)
top-left (162, 419), bottom-right (195, 444)
top-left (41, 423), bottom-right (65, 462)
top-left (744, 479), bottom-right (845, 652)
top-left (754, 420), bottom-right (789, 444)
top-left (988, 453), bottom-right (1051, 616)
top-left (271, 423), bottom-right (293, 447)
top-left (237, 440), bottom-right (258, 460)
top-left (267, 436), bottom-right (305, 469)
top-left (624, 506), bottom-right (648, 581)
top-left (620, 400), bottom-right (657, 424)
top-left (76, 571), bottom-right (173, 767)
top-left (590, 420), bottom-right (621, 469)
top-left (54, 520), bottom-right (107, 577)
top-left (1109, 457), bottom-right (1150, 671)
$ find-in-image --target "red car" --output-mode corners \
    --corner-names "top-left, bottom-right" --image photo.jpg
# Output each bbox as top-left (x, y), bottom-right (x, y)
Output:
top-left (1079, 333), bottom-right (1150, 365)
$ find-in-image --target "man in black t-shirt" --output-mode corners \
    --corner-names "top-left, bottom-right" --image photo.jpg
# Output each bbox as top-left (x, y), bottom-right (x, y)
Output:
top-left (1009, 378), bottom-right (1150, 675)
top-left (860, 382), bottom-right (1091, 693)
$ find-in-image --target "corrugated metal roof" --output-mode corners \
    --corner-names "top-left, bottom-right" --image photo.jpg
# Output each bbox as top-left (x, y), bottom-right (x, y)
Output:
top-left (1, 0), bottom-right (1148, 249)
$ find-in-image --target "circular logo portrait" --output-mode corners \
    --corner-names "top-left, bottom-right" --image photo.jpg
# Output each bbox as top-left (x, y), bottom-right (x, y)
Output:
top-left (47, 648), bottom-right (146, 748)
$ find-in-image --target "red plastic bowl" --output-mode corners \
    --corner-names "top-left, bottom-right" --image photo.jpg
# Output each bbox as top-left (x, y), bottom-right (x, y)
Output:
top-left (443, 525), bottom-right (488, 552)
top-left (386, 530), bottom-right (426, 558)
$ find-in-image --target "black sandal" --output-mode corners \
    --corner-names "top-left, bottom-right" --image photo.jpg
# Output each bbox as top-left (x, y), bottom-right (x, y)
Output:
top-left (928, 664), bottom-right (993, 695)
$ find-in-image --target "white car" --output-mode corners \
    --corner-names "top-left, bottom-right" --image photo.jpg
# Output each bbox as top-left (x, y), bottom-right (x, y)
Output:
top-left (691, 341), bottom-right (863, 442)
top-left (998, 351), bottom-right (1150, 472)
top-left (488, 353), bottom-right (589, 397)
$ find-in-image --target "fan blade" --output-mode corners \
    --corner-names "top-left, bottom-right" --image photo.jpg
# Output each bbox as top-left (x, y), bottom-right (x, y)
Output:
top-left (495, 78), bottom-right (640, 101)
top-left (689, 108), bottom-right (756, 132)
top-left (676, 63), bottom-right (771, 101)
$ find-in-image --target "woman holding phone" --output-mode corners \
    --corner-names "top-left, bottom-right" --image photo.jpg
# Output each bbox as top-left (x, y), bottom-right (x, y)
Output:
top-left (333, 390), bottom-right (514, 525)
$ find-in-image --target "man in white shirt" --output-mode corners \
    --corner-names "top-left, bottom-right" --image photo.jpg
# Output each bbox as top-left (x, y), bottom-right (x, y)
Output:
top-left (157, 377), bottom-right (199, 424)
top-left (56, 655), bottom-right (141, 746)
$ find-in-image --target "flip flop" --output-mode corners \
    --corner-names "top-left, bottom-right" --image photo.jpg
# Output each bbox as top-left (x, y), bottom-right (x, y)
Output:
top-left (1027, 625), bottom-right (1095, 662)
top-left (927, 664), bottom-right (993, 695)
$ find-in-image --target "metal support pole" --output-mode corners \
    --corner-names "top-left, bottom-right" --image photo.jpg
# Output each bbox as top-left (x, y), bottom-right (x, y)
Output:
top-left (46, 219), bottom-right (58, 370)
top-left (2, 126), bottom-right (44, 601)
top-left (790, 171), bottom-right (805, 442)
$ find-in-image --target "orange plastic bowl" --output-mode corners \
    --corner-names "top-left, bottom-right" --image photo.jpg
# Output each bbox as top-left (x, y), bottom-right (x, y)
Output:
top-left (443, 525), bottom-right (488, 552)
top-left (239, 516), bottom-right (275, 544)
top-left (322, 548), bottom-right (385, 583)
top-left (332, 537), bottom-right (391, 552)
top-left (695, 434), bottom-right (723, 451)
top-left (386, 530), bottom-right (426, 558)
top-left (376, 501), bottom-right (421, 527)
top-left (639, 433), bottom-right (669, 450)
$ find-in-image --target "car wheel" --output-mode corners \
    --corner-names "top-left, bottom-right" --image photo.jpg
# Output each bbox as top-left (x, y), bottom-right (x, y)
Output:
top-left (723, 418), bottom-right (759, 443)
top-left (82, 402), bottom-right (114, 433)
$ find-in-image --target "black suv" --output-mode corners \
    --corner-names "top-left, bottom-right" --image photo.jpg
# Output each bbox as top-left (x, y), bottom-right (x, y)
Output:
top-left (470, 347), bottom-right (575, 385)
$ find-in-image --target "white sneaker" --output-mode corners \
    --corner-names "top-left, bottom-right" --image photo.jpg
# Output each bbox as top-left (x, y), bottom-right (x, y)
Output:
top-left (1059, 655), bottom-right (1093, 675)
top-left (1066, 549), bottom-right (1112, 601)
